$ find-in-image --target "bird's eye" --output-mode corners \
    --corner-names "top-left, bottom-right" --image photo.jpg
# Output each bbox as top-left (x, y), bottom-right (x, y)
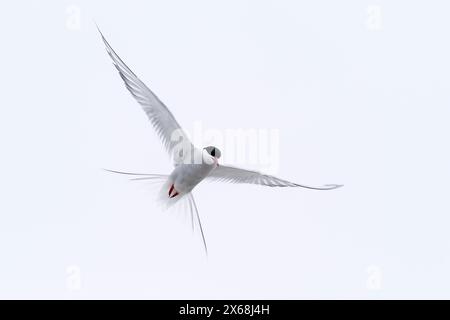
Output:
top-left (204, 146), bottom-right (221, 158)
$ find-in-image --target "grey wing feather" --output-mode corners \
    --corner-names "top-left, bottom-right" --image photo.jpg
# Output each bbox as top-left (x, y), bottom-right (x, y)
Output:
top-left (206, 165), bottom-right (343, 190)
top-left (98, 28), bottom-right (193, 157)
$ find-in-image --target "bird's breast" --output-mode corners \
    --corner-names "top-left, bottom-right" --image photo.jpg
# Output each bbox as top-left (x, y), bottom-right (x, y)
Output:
top-left (170, 164), bottom-right (215, 193)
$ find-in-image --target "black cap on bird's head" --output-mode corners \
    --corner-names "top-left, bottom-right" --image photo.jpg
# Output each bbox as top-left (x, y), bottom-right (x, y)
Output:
top-left (204, 146), bottom-right (222, 159)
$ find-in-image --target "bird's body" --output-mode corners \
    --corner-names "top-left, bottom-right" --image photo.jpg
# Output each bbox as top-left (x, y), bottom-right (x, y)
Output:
top-left (160, 153), bottom-right (218, 207)
top-left (98, 26), bottom-right (342, 254)
top-left (171, 163), bottom-right (217, 195)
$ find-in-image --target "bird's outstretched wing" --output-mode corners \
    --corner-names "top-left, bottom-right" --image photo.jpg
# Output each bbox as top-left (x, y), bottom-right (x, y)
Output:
top-left (206, 165), bottom-right (343, 190)
top-left (98, 28), bottom-right (194, 161)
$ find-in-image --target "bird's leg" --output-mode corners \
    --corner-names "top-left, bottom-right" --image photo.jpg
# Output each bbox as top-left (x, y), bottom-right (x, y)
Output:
top-left (168, 184), bottom-right (179, 198)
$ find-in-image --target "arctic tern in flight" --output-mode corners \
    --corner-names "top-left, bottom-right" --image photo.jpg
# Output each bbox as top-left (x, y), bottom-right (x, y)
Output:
top-left (98, 28), bottom-right (342, 254)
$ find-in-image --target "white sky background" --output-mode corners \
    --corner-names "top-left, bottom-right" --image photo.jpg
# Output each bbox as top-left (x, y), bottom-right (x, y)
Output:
top-left (0, 0), bottom-right (449, 299)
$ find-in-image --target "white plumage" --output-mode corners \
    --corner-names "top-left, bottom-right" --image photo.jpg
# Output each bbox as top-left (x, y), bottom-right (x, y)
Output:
top-left (98, 27), bottom-right (342, 254)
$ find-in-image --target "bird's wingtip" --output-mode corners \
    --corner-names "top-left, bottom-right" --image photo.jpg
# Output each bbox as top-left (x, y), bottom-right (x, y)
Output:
top-left (327, 184), bottom-right (344, 189)
top-left (93, 21), bottom-right (106, 40)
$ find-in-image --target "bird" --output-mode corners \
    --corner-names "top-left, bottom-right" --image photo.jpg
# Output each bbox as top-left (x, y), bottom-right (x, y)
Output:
top-left (97, 27), bottom-right (342, 255)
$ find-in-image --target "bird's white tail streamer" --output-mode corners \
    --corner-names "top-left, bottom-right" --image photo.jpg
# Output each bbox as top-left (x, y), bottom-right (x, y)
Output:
top-left (104, 169), bottom-right (208, 255)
